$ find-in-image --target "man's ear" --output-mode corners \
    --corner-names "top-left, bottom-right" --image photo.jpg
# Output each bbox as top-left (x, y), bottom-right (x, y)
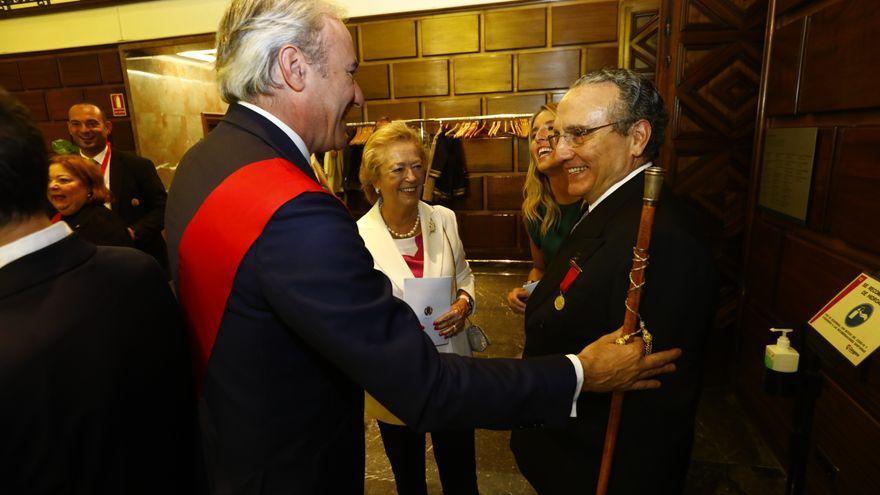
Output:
top-left (104, 120), bottom-right (113, 134)
top-left (277, 44), bottom-right (307, 92)
top-left (628, 119), bottom-right (652, 158)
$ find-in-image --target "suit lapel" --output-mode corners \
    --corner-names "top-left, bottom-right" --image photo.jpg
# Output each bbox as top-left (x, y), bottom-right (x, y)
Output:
top-left (420, 202), bottom-right (445, 279)
top-left (361, 203), bottom-right (413, 294)
top-left (0, 235), bottom-right (96, 298)
top-left (528, 172), bottom-right (646, 311)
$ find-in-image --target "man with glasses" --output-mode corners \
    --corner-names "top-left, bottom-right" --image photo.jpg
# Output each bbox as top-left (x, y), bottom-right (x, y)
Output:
top-left (510, 69), bottom-right (717, 494)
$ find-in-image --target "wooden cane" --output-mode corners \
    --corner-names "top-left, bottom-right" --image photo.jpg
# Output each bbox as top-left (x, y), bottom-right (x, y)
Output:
top-left (595, 166), bottom-right (665, 495)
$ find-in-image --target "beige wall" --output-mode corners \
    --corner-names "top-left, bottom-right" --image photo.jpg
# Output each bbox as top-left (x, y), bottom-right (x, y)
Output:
top-left (0, 0), bottom-right (519, 55)
top-left (126, 55), bottom-right (226, 179)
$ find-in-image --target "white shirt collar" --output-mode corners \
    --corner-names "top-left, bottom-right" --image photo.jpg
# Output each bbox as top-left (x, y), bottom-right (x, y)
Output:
top-left (588, 162), bottom-right (653, 213)
top-left (82, 144), bottom-right (109, 165)
top-left (237, 101), bottom-right (310, 160)
top-left (570, 162), bottom-right (653, 233)
top-left (0, 222), bottom-right (73, 270)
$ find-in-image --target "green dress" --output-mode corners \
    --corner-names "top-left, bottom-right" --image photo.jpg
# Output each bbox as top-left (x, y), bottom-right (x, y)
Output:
top-left (525, 201), bottom-right (582, 262)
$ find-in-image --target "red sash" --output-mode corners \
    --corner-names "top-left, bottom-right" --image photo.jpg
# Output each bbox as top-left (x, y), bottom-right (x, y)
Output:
top-left (177, 158), bottom-right (326, 394)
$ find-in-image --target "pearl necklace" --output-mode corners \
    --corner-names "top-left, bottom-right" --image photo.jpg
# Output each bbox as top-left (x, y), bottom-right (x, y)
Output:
top-left (381, 203), bottom-right (420, 239)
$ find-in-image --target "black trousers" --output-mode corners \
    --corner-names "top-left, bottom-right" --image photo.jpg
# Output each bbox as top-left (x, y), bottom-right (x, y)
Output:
top-left (378, 421), bottom-right (479, 495)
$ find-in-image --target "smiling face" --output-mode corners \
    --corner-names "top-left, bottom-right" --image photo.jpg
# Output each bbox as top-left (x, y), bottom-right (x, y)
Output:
top-left (47, 163), bottom-right (90, 216)
top-left (68, 104), bottom-right (111, 158)
top-left (530, 109), bottom-right (560, 174)
top-left (373, 141), bottom-right (425, 213)
top-left (306, 17), bottom-right (364, 153)
top-left (555, 83), bottom-right (640, 204)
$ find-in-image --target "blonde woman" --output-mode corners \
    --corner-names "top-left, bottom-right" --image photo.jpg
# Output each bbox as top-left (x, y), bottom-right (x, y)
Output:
top-left (507, 103), bottom-right (582, 313)
top-left (357, 122), bottom-right (478, 495)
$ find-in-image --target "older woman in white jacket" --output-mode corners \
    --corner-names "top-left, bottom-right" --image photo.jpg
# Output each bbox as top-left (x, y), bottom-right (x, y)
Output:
top-left (357, 122), bottom-right (479, 495)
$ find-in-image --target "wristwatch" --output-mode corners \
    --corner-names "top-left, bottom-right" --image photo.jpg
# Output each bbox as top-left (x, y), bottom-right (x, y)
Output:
top-left (458, 292), bottom-right (474, 315)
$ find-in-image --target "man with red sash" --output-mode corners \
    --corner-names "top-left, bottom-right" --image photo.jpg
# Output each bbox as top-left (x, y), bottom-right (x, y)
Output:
top-left (165, 2), bottom-right (682, 493)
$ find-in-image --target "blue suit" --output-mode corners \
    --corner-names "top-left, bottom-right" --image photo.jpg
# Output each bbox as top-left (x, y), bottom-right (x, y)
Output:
top-left (165, 104), bottom-right (577, 494)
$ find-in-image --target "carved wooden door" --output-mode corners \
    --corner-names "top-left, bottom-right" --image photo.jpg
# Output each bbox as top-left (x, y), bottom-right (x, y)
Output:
top-left (656, 0), bottom-right (767, 384)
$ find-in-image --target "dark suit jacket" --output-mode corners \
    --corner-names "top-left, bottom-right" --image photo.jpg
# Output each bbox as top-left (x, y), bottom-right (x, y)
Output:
top-left (511, 172), bottom-right (717, 494)
top-left (109, 148), bottom-right (169, 270)
top-left (0, 234), bottom-right (200, 494)
top-left (165, 103), bottom-right (577, 495)
top-left (63, 202), bottom-right (134, 248)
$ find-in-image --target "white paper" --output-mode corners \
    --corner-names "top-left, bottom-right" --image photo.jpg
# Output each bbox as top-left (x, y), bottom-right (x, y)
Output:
top-left (403, 277), bottom-right (453, 347)
top-left (523, 280), bottom-right (539, 296)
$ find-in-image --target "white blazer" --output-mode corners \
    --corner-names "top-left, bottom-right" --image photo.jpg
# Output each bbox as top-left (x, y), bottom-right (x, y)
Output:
top-left (357, 201), bottom-right (474, 356)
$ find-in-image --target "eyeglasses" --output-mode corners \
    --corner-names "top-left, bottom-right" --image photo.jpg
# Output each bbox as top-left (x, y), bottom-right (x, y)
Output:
top-left (548, 121), bottom-right (625, 149)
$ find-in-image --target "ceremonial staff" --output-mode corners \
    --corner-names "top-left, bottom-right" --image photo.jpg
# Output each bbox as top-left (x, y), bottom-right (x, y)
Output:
top-left (595, 166), bottom-right (665, 495)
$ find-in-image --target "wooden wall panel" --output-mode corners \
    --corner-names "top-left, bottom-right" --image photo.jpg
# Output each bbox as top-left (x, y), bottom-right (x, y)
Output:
top-left (518, 49), bottom-right (580, 90)
top-left (462, 138), bottom-right (513, 172)
top-left (361, 20), bottom-right (417, 60)
top-left (806, 375), bottom-right (880, 495)
top-left (36, 122), bottom-right (69, 149)
top-left (344, 105), bottom-right (363, 124)
top-left (826, 128), bottom-right (880, 253)
top-left (347, 25), bottom-right (359, 60)
top-left (486, 93), bottom-right (546, 115)
top-left (0, 62), bottom-right (22, 91)
top-left (486, 175), bottom-right (525, 210)
top-left (83, 85), bottom-right (125, 118)
top-left (765, 19), bottom-right (803, 116)
top-left (423, 97), bottom-right (480, 118)
top-left (454, 176), bottom-right (484, 210)
top-left (552, 2), bottom-right (618, 45)
top-left (45, 88), bottom-right (84, 120)
top-left (16, 91), bottom-right (48, 121)
top-left (485, 7), bottom-right (547, 51)
top-left (774, 235), bottom-right (862, 326)
top-left (365, 101), bottom-right (420, 121)
top-left (585, 46), bottom-right (620, 72)
top-left (58, 54), bottom-right (102, 86)
top-left (356, 64), bottom-right (390, 100)
top-left (97, 51), bottom-right (123, 84)
top-left (19, 58), bottom-right (60, 89)
top-left (454, 55), bottom-right (512, 94)
top-left (421, 14), bottom-right (480, 56)
top-left (517, 137), bottom-right (531, 171)
top-left (799, 0), bottom-right (880, 113)
top-left (393, 60), bottom-right (449, 98)
top-left (743, 217), bottom-right (783, 311)
top-left (457, 213), bottom-right (518, 248)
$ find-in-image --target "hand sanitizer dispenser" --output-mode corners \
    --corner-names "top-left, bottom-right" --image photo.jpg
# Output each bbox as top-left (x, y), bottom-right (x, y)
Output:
top-left (763, 328), bottom-right (799, 396)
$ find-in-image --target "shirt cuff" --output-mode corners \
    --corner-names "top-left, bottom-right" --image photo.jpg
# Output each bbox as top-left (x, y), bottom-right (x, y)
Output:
top-left (565, 354), bottom-right (583, 417)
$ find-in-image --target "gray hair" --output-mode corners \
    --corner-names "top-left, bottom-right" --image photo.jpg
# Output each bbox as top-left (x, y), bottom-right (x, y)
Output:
top-left (571, 69), bottom-right (668, 161)
top-left (215, 0), bottom-right (344, 103)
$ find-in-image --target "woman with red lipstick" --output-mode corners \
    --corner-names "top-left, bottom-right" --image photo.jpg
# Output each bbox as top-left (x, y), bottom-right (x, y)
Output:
top-left (357, 122), bottom-right (479, 495)
top-left (47, 154), bottom-right (132, 248)
top-left (507, 103), bottom-right (583, 314)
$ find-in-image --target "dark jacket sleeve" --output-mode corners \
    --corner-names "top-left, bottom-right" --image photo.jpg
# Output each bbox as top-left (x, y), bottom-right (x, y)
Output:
top-left (254, 193), bottom-right (576, 432)
top-left (129, 155), bottom-right (168, 243)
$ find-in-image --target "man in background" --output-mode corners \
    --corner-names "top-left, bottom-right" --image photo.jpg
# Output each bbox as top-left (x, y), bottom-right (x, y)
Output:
top-left (67, 102), bottom-right (169, 271)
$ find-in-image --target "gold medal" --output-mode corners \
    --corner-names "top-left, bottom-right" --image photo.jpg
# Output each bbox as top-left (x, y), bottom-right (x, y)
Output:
top-left (554, 294), bottom-right (565, 311)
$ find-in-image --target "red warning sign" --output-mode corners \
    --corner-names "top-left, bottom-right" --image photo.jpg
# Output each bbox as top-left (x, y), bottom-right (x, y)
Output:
top-left (110, 93), bottom-right (127, 117)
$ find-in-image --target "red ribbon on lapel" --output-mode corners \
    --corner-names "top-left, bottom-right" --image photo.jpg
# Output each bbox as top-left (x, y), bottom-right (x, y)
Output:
top-left (177, 158), bottom-right (327, 394)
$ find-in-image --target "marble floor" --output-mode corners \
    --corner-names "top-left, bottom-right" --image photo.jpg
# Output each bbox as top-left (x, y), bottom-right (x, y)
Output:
top-left (364, 264), bottom-right (786, 494)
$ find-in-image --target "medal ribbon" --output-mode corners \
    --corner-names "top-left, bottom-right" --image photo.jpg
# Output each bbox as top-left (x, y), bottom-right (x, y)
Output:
top-left (559, 259), bottom-right (582, 296)
top-left (98, 142), bottom-right (111, 176)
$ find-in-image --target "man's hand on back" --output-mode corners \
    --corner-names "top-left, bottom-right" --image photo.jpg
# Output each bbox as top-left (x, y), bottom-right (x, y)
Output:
top-left (577, 327), bottom-right (681, 393)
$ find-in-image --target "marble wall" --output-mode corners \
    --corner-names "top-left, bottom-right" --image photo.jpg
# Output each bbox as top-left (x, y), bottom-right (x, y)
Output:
top-left (126, 55), bottom-right (226, 186)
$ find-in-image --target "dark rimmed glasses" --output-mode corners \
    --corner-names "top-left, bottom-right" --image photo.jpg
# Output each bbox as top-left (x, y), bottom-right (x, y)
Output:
top-left (548, 121), bottom-right (626, 149)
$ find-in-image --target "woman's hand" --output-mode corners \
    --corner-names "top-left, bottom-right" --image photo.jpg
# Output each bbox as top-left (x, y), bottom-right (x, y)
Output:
top-left (434, 298), bottom-right (470, 338)
top-left (506, 287), bottom-right (528, 314)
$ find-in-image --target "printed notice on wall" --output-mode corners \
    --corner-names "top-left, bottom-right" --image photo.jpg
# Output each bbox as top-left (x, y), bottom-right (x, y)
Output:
top-left (809, 273), bottom-right (880, 366)
top-left (758, 127), bottom-right (818, 222)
